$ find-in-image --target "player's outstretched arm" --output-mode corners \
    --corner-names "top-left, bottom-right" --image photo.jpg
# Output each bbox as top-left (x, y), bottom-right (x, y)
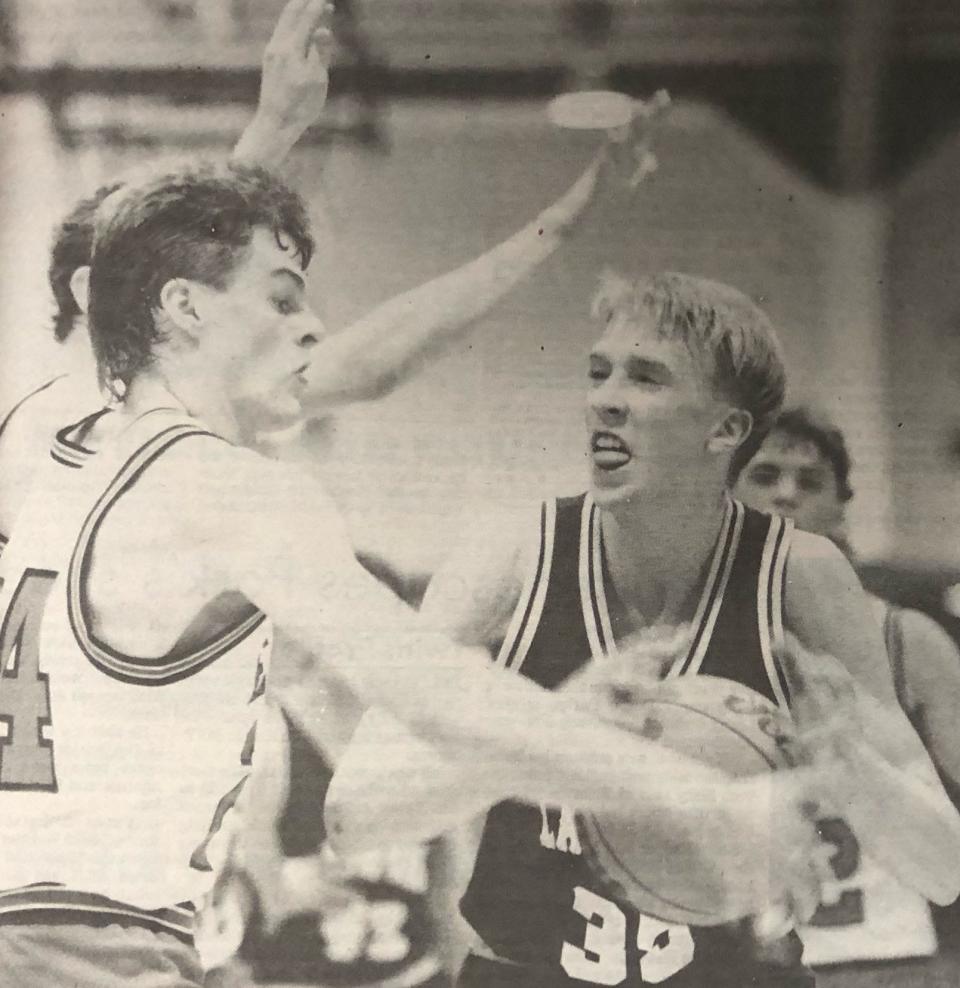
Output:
top-left (231, 0), bottom-right (334, 171)
top-left (299, 131), bottom-right (656, 411)
top-left (194, 469), bottom-right (823, 920)
top-left (319, 507), bottom-right (830, 925)
top-left (783, 530), bottom-right (960, 905)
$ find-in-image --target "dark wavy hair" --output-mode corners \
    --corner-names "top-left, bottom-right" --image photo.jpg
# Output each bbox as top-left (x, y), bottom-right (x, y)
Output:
top-left (727, 405), bottom-right (855, 501)
top-left (48, 183), bottom-right (123, 341)
top-left (88, 162), bottom-right (314, 396)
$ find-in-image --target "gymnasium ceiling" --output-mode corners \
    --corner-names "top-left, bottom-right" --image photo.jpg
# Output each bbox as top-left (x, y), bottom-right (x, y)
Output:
top-left (3, 0), bottom-right (960, 189)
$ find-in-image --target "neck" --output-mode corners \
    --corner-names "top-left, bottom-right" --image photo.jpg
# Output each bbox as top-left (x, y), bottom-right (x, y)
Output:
top-left (598, 482), bottom-right (730, 626)
top-left (121, 365), bottom-right (244, 444)
top-left (61, 330), bottom-right (101, 396)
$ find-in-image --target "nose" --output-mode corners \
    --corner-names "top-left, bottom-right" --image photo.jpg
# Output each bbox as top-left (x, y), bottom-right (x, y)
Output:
top-left (772, 476), bottom-right (799, 511)
top-left (588, 379), bottom-right (628, 427)
top-left (296, 312), bottom-right (325, 349)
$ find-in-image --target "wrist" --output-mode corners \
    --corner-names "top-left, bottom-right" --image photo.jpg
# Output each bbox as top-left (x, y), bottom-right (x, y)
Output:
top-left (233, 111), bottom-right (301, 167)
top-left (537, 199), bottom-right (584, 241)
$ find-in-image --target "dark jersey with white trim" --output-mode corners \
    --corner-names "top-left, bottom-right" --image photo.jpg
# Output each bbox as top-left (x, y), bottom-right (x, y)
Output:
top-left (460, 493), bottom-right (812, 987)
top-left (0, 408), bottom-right (268, 936)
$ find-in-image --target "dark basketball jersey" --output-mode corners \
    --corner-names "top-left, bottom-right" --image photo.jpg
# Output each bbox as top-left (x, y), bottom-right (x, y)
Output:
top-left (241, 711), bottom-right (448, 988)
top-left (460, 494), bottom-right (812, 988)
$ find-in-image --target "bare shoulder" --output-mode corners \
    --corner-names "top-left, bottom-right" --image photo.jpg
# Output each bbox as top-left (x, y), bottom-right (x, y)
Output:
top-left (783, 529), bottom-right (864, 615)
top-left (784, 528), bottom-right (896, 700)
top-left (896, 607), bottom-right (960, 682)
top-left (159, 436), bottom-right (344, 540)
top-left (787, 527), bottom-right (855, 571)
top-left (420, 501), bottom-right (541, 649)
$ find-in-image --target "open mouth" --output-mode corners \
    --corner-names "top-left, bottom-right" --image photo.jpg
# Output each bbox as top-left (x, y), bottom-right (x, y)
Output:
top-left (591, 431), bottom-right (632, 470)
top-left (292, 364), bottom-right (310, 389)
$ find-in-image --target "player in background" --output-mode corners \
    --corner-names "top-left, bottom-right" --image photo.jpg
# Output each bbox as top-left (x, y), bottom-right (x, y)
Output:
top-left (0, 163), bottom-right (838, 988)
top-left (326, 271), bottom-right (960, 988)
top-left (730, 405), bottom-right (960, 966)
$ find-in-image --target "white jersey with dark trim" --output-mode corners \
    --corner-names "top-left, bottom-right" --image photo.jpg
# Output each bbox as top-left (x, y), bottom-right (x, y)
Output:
top-left (0, 409), bottom-right (270, 929)
top-left (0, 372), bottom-right (105, 555)
top-left (797, 597), bottom-right (937, 965)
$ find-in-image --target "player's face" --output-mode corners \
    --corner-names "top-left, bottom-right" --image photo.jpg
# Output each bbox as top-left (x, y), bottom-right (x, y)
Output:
top-left (194, 226), bottom-right (325, 434)
top-left (586, 311), bottom-right (725, 506)
top-left (733, 432), bottom-right (845, 536)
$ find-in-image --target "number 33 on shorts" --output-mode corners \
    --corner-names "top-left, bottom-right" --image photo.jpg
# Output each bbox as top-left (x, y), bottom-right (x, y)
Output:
top-left (561, 887), bottom-right (695, 985)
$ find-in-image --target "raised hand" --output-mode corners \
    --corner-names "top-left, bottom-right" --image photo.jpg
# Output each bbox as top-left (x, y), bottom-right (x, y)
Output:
top-left (544, 89), bottom-right (672, 236)
top-left (232, 0), bottom-right (336, 169)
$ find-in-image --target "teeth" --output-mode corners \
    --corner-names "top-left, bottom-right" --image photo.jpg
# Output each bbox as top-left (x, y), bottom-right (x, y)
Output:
top-left (593, 434), bottom-right (628, 453)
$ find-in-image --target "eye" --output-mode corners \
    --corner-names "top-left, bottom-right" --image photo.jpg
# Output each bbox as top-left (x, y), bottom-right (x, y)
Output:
top-left (798, 476), bottom-right (825, 494)
top-left (588, 360), bottom-right (610, 382)
top-left (749, 466), bottom-right (779, 487)
top-left (272, 296), bottom-right (300, 315)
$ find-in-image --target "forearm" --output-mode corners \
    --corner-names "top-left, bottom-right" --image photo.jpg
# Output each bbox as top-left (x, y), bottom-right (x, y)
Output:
top-left (302, 157), bottom-right (602, 409)
top-left (826, 737), bottom-right (960, 904)
top-left (290, 623), bottom-right (736, 864)
top-left (859, 691), bottom-right (960, 902)
top-left (324, 710), bottom-right (502, 852)
top-left (231, 111), bottom-right (306, 171)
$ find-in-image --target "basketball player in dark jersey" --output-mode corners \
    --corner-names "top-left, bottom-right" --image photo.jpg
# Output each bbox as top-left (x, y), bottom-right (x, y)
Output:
top-left (328, 271), bottom-right (960, 988)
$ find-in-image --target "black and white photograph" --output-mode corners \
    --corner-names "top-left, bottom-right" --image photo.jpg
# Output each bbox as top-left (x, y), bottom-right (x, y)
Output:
top-left (1, 2), bottom-right (960, 986)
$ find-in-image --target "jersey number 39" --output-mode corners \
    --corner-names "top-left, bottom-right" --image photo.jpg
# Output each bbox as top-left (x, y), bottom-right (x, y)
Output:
top-left (0, 569), bottom-right (58, 791)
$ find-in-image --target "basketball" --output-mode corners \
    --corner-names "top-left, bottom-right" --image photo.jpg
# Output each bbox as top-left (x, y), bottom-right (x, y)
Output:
top-left (579, 674), bottom-right (797, 927)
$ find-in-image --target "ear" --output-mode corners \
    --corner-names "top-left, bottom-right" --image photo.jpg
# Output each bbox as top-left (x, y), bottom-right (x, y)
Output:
top-left (157, 278), bottom-right (203, 344)
top-left (69, 266), bottom-right (90, 314)
top-left (706, 407), bottom-right (753, 455)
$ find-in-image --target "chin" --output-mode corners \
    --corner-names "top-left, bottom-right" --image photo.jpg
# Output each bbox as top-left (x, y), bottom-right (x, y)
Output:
top-left (590, 468), bottom-right (641, 508)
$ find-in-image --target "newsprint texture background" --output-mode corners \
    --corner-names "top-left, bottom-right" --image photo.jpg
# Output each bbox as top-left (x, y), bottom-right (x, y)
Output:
top-left (1, 2), bottom-right (960, 987)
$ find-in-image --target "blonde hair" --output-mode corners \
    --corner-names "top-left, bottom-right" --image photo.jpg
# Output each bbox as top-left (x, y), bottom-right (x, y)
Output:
top-left (592, 270), bottom-right (786, 460)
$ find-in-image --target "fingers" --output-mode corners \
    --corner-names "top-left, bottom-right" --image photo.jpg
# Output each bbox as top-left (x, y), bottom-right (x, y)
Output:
top-left (617, 623), bottom-right (690, 680)
top-left (269, 0), bottom-right (334, 59)
top-left (268, 0), bottom-right (312, 49)
top-left (303, 1), bottom-right (336, 59)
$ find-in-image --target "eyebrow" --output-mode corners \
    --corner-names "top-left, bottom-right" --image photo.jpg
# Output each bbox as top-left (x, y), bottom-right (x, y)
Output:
top-left (626, 355), bottom-right (672, 380)
top-left (271, 268), bottom-right (305, 291)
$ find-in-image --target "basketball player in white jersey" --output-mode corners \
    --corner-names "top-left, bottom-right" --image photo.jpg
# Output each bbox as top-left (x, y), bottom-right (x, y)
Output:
top-left (327, 271), bottom-right (960, 988)
top-left (0, 0), bottom-right (338, 553)
top-left (0, 163), bottom-right (840, 988)
top-left (731, 406), bottom-right (960, 968)
top-left (0, 0), bottom-right (622, 551)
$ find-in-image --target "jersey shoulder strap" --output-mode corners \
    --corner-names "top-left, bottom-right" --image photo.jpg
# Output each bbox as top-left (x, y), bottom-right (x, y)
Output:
top-left (64, 407), bottom-right (265, 687)
top-left (494, 498), bottom-right (559, 673)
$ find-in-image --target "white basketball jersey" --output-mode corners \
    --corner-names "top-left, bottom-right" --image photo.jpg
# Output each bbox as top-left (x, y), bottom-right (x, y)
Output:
top-left (0, 409), bottom-right (270, 935)
top-left (799, 595), bottom-right (937, 964)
